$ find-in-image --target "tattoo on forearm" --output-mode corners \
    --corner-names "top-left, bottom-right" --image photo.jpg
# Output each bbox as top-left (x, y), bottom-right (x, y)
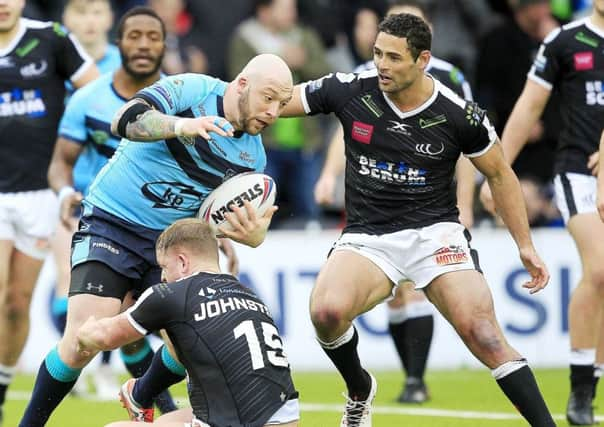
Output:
top-left (125, 110), bottom-right (178, 141)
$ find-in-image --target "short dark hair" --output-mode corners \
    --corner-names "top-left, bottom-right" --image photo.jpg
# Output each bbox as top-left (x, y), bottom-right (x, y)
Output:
top-left (377, 13), bottom-right (431, 60)
top-left (116, 6), bottom-right (166, 41)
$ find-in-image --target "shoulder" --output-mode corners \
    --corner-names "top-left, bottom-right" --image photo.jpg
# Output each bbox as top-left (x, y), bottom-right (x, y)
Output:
top-left (23, 18), bottom-right (68, 40)
top-left (434, 79), bottom-right (467, 112)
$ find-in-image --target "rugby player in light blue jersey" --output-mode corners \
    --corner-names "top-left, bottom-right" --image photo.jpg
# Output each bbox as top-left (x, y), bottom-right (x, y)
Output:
top-left (45, 6), bottom-right (182, 413)
top-left (20, 53), bottom-right (293, 427)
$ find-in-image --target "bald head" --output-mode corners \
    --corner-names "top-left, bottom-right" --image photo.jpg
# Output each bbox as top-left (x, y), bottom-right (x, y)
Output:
top-left (239, 54), bottom-right (293, 93)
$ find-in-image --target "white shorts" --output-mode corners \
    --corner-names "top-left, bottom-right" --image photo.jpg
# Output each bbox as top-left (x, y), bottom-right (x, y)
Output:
top-left (188, 399), bottom-right (300, 427)
top-left (553, 173), bottom-right (596, 224)
top-left (0, 189), bottom-right (58, 260)
top-left (333, 222), bottom-right (480, 289)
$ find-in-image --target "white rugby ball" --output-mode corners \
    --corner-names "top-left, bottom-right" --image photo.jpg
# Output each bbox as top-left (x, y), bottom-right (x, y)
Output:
top-left (198, 172), bottom-right (277, 234)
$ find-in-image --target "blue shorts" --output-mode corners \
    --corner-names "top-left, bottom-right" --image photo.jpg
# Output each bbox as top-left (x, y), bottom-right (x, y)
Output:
top-left (71, 202), bottom-right (162, 294)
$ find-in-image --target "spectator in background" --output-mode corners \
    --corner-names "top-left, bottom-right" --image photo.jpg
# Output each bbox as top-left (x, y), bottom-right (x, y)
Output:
top-left (352, 7), bottom-right (381, 66)
top-left (228, 0), bottom-right (331, 228)
top-left (149, 0), bottom-right (208, 74)
top-left (423, 0), bottom-right (500, 82)
top-left (186, 0), bottom-right (254, 79)
top-left (475, 0), bottom-right (560, 225)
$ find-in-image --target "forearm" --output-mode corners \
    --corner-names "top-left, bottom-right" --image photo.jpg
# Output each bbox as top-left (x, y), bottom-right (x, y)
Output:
top-left (455, 156), bottom-right (476, 214)
top-left (48, 160), bottom-right (74, 194)
top-left (322, 126), bottom-right (346, 177)
top-left (79, 318), bottom-right (136, 351)
top-left (488, 166), bottom-right (534, 249)
top-left (124, 109), bottom-right (180, 141)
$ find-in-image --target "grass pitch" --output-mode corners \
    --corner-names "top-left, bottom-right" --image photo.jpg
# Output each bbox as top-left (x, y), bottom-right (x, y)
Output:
top-left (3, 368), bottom-right (587, 426)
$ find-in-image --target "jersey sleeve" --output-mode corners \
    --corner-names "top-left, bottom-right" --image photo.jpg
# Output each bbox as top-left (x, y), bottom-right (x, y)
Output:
top-left (527, 27), bottom-right (562, 90)
top-left (126, 283), bottom-right (186, 335)
top-left (136, 74), bottom-right (217, 115)
top-left (458, 101), bottom-right (498, 157)
top-left (58, 87), bottom-right (90, 144)
top-left (52, 23), bottom-right (93, 82)
top-left (300, 72), bottom-right (360, 115)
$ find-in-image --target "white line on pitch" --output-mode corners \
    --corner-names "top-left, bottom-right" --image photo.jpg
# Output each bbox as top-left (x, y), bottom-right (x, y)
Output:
top-left (7, 391), bottom-right (596, 422)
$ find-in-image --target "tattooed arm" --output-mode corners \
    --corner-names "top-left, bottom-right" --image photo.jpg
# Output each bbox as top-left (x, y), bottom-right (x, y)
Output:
top-left (111, 98), bottom-right (235, 142)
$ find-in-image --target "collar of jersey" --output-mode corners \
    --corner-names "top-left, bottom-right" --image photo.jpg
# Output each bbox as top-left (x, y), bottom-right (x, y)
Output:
top-left (381, 76), bottom-right (441, 119)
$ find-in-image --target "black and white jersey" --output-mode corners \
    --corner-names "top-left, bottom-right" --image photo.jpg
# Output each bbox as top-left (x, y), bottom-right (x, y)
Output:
top-left (0, 18), bottom-right (92, 193)
top-left (127, 273), bottom-right (297, 427)
top-left (528, 18), bottom-right (604, 175)
top-left (355, 56), bottom-right (473, 101)
top-left (302, 71), bottom-right (496, 235)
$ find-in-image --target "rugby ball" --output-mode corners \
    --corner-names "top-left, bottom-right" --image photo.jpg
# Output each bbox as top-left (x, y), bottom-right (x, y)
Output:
top-left (198, 172), bottom-right (277, 234)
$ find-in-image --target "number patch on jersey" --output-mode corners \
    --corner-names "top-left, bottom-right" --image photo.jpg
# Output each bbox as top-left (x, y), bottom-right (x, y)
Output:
top-left (234, 320), bottom-right (289, 370)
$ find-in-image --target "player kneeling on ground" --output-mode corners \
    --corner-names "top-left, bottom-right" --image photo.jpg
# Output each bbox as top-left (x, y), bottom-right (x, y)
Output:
top-left (76, 219), bottom-right (299, 427)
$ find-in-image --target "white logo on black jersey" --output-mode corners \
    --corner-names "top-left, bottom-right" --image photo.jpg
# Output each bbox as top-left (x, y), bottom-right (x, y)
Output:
top-left (415, 142), bottom-right (445, 157)
top-left (387, 120), bottom-right (412, 136)
top-left (0, 57), bottom-right (14, 69)
top-left (20, 60), bottom-right (47, 78)
top-left (586, 81), bottom-right (604, 105)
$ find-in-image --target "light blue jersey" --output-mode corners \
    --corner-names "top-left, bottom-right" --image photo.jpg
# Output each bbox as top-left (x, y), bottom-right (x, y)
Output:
top-left (86, 73), bottom-right (267, 230)
top-left (59, 72), bottom-right (126, 195)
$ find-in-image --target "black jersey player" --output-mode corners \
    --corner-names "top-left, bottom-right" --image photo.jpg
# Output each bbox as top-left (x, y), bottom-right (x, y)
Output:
top-left (76, 218), bottom-right (299, 427)
top-left (282, 12), bottom-right (555, 427)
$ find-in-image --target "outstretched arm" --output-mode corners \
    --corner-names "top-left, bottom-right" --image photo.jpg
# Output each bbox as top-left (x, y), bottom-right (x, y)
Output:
top-left (472, 142), bottom-right (549, 293)
top-left (111, 99), bottom-right (235, 142)
top-left (77, 314), bottom-right (143, 356)
top-left (280, 84), bottom-right (308, 118)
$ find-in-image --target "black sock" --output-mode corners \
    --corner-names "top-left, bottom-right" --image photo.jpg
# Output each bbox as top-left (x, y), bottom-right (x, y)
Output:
top-left (132, 345), bottom-right (186, 408)
top-left (402, 315), bottom-right (433, 381)
top-left (121, 344), bottom-right (178, 414)
top-left (495, 362), bottom-right (555, 427)
top-left (388, 321), bottom-right (408, 373)
top-left (19, 350), bottom-right (80, 427)
top-left (570, 364), bottom-right (594, 390)
top-left (0, 384), bottom-right (6, 407)
top-left (101, 351), bottom-right (112, 365)
top-left (319, 326), bottom-right (371, 399)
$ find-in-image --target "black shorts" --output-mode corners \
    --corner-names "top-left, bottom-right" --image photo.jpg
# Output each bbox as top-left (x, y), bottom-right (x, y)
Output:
top-left (69, 261), bottom-right (133, 300)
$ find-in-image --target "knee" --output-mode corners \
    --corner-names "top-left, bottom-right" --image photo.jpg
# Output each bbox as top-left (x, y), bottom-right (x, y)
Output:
top-left (588, 267), bottom-right (604, 294)
top-left (310, 299), bottom-right (348, 332)
top-left (0, 287), bottom-right (33, 321)
top-left (459, 317), bottom-right (506, 355)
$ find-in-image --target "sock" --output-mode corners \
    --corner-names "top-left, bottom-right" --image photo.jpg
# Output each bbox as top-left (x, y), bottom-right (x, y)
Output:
top-left (0, 364), bottom-right (16, 407)
top-left (19, 347), bottom-right (81, 427)
top-left (317, 325), bottom-right (371, 399)
top-left (50, 297), bottom-right (68, 335)
top-left (594, 363), bottom-right (604, 399)
top-left (387, 306), bottom-right (408, 373)
top-left (101, 351), bottom-right (112, 365)
top-left (132, 345), bottom-right (186, 407)
top-left (570, 348), bottom-right (596, 391)
top-left (493, 360), bottom-right (555, 427)
top-left (120, 341), bottom-right (178, 414)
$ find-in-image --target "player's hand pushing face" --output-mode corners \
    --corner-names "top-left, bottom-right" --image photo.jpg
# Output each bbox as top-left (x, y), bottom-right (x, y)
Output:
top-left (177, 116), bottom-right (235, 141)
top-left (218, 201), bottom-right (278, 248)
top-left (519, 247), bottom-right (550, 294)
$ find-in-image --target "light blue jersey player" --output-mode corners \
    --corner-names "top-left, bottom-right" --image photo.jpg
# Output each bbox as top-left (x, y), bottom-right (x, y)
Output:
top-left (69, 54), bottom-right (293, 304)
top-left (60, 71), bottom-right (124, 196)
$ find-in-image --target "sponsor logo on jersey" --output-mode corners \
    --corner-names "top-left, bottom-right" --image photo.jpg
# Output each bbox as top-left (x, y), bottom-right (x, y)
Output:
top-left (15, 38), bottom-right (40, 57)
top-left (415, 142), bottom-right (445, 158)
top-left (358, 155), bottom-right (426, 185)
top-left (0, 57), bottom-right (14, 69)
top-left (465, 102), bottom-right (485, 127)
top-left (575, 31), bottom-right (599, 48)
top-left (574, 52), bottom-right (594, 71)
top-left (20, 60), bottom-right (47, 78)
top-left (141, 181), bottom-right (203, 210)
top-left (533, 45), bottom-right (547, 72)
top-left (0, 89), bottom-right (46, 118)
top-left (307, 76), bottom-right (327, 93)
top-left (419, 114), bottom-right (447, 129)
top-left (585, 81), bottom-right (604, 105)
top-left (239, 151), bottom-right (254, 164)
top-left (387, 120), bottom-right (412, 136)
top-left (434, 245), bottom-right (468, 265)
top-left (351, 121), bottom-right (374, 144)
top-left (361, 94), bottom-right (383, 117)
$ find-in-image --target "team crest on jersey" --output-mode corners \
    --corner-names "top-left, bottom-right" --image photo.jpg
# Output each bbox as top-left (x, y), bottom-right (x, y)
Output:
top-left (415, 142), bottom-right (445, 158)
top-left (434, 245), bottom-right (468, 265)
top-left (351, 121), bottom-right (374, 144)
top-left (465, 102), bottom-right (485, 127)
top-left (386, 120), bottom-right (412, 136)
top-left (574, 52), bottom-right (594, 71)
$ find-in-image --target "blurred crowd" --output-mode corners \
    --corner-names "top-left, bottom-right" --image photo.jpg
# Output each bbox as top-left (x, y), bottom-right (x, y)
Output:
top-left (25, 0), bottom-right (595, 230)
